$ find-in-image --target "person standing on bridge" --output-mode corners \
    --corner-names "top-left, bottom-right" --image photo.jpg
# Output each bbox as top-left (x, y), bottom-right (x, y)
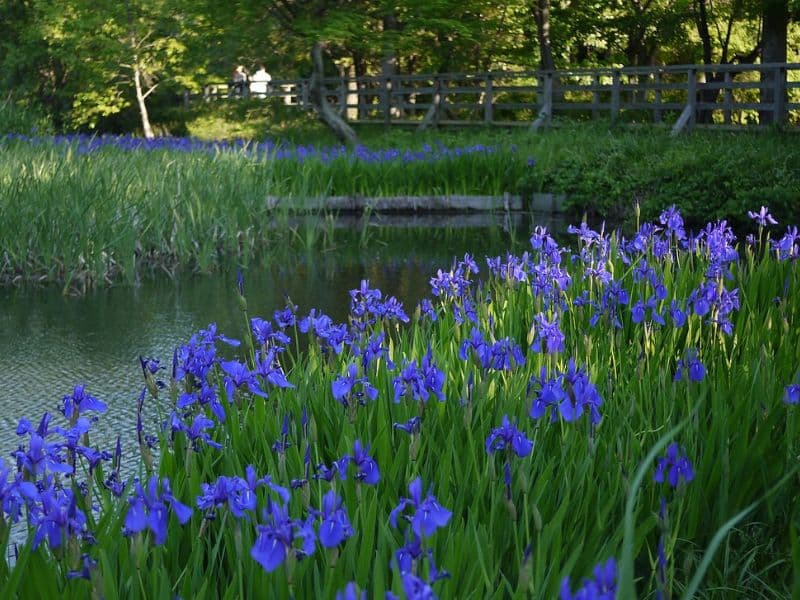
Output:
top-left (230, 65), bottom-right (249, 98)
top-left (250, 65), bottom-right (272, 98)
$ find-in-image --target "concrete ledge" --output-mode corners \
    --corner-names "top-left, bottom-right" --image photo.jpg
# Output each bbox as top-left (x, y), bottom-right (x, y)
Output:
top-left (265, 193), bottom-right (566, 213)
top-left (530, 193), bottom-right (567, 212)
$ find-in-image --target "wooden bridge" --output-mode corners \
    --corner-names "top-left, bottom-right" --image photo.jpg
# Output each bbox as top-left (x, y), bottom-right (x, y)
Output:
top-left (187, 62), bottom-right (800, 134)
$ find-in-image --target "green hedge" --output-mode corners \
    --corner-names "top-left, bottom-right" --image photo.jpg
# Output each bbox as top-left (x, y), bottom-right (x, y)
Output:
top-left (523, 125), bottom-right (800, 233)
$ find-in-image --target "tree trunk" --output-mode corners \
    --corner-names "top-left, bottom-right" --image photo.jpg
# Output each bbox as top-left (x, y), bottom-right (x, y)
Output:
top-left (533, 0), bottom-right (555, 71)
top-left (533, 0), bottom-right (560, 116)
top-left (382, 13), bottom-right (403, 118)
top-left (760, 0), bottom-right (788, 124)
top-left (309, 41), bottom-right (357, 146)
top-left (353, 53), bottom-right (368, 119)
top-left (133, 64), bottom-right (154, 139)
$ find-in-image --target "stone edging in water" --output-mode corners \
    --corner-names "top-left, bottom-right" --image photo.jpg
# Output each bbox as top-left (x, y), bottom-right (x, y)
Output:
top-left (265, 193), bottom-right (566, 213)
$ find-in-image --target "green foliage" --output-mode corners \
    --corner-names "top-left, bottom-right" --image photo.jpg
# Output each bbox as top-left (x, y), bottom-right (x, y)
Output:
top-left (520, 124), bottom-right (800, 232)
top-left (0, 134), bottom-right (527, 289)
top-left (0, 95), bottom-right (52, 135)
top-left (3, 126), bottom-right (799, 288)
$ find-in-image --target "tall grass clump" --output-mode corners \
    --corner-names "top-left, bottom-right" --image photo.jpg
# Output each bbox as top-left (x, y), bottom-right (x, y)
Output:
top-left (3, 128), bottom-right (800, 291)
top-left (0, 206), bottom-right (798, 598)
top-left (0, 135), bottom-right (531, 291)
top-left (0, 95), bottom-right (52, 136)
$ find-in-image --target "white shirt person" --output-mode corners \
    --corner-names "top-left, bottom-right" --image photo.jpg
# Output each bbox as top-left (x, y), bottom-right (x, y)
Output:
top-left (250, 66), bottom-right (272, 98)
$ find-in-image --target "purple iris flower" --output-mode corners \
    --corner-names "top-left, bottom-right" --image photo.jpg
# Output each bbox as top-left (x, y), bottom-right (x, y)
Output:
top-left (568, 221), bottom-right (602, 243)
top-left (220, 360), bottom-right (269, 400)
top-left (560, 557), bottom-right (617, 600)
top-left (299, 310), bottom-right (351, 354)
top-left (177, 383), bottom-right (226, 422)
top-left (631, 295), bottom-right (665, 326)
top-left (346, 440), bottom-right (380, 485)
top-left (124, 476), bottom-right (193, 545)
top-left (61, 384), bottom-right (107, 421)
top-left (13, 428), bottom-right (72, 478)
top-left (55, 416), bottom-right (91, 455)
top-left (772, 226), bottom-right (799, 260)
top-left (170, 412), bottom-right (222, 450)
top-left (487, 338), bottom-right (526, 370)
top-left (349, 279), bottom-right (383, 316)
top-left (250, 500), bottom-right (316, 572)
top-left (653, 443), bottom-right (695, 488)
top-left (487, 252), bottom-right (530, 284)
top-left (0, 457), bottom-right (39, 523)
top-left (314, 460), bottom-right (345, 482)
top-left (393, 416), bottom-right (421, 435)
top-left (459, 327), bottom-right (490, 366)
top-left (66, 553), bottom-right (98, 581)
top-left (395, 532), bottom-right (424, 574)
top-left (674, 348), bottom-right (705, 382)
top-left (397, 573), bottom-right (437, 600)
top-left (355, 332), bottom-right (394, 370)
top-left (251, 317), bottom-right (291, 349)
top-left (390, 477), bottom-right (452, 538)
top-left (197, 465), bottom-right (289, 520)
top-left (530, 313), bottom-right (565, 354)
top-left (312, 490), bottom-right (354, 547)
top-left (31, 485), bottom-right (88, 550)
top-left (76, 445), bottom-right (112, 473)
top-left (528, 360), bottom-right (604, 425)
top-left (393, 348), bottom-right (445, 404)
top-left (332, 364), bottom-right (379, 407)
top-left (748, 206), bottom-right (778, 227)
top-left (419, 298), bottom-right (438, 321)
top-left (274, 305), bottom-right (296, 329)
top-left (589, 279), bottom-right (629, 329)
top-left (254, 350), bottom-right (294, 389)
top-left (659, 205), bottom-right (686, 239)
top-left (486, 415), bottom-right (533, 457)
top-left (668, 300), bottom-right (687, 327)
top-left (785, 382), bottom-right (800, 405)
top-left (336, 583), bottom-right (367, 600)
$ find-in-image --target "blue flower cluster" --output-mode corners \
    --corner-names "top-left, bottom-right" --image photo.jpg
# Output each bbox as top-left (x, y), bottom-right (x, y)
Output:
top-left (4, 133), bottom-right (510, 166)
top-left (2, 204), bottom-right (798, 598)
top-left (560, 557), bottom-right (617, 600)
top-left (528, 359), bottom-right (604, 425)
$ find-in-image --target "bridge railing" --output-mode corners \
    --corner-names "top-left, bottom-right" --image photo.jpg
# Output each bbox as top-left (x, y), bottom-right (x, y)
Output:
top-left (187, 63), bottom-right (800, 131)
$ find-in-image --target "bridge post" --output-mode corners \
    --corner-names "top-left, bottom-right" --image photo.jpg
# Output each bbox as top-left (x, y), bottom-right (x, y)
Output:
top-left (338, 77), bottom-right (347, 117)
top-left (383, 75), bottom-right (392, 127)
top-left (484, 73), bottom-right (494, 125)
top-left (653, 71), bottom-right (662, 124)
top-left (530, 72), bottom-right (553, 131)
top-left (611, 70), bottom-right (620, 122)
top-left (671, 67), bottom-right (696, 136)
top-left (687, 68), bottom-right (696, 131)
top-left (723, 71), bottom-right (732, 125)
top-left (774, 65), bottom-right (786, 125)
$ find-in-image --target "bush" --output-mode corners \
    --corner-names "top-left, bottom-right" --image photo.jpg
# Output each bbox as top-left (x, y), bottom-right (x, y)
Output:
top-left (0, 94), bottom-right (52, 135)
top-left (519, 125), bottom-right (800, 234)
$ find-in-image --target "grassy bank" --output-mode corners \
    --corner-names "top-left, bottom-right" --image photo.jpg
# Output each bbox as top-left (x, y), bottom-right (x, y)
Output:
top-left (1, 126), bottom-right (799, 289)
top-left (0, 210), bottom-right (798, 598)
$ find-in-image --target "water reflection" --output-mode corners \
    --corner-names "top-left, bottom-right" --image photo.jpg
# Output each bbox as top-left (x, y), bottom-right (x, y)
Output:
top-left (0, 218), bottom-right (565, 458)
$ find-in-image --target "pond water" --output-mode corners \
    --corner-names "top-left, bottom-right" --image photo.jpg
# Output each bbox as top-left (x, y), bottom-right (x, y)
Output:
top-left (0, 216), bottom-right (565, 460)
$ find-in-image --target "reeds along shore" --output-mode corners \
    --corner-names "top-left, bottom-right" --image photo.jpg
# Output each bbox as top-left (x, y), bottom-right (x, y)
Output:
top-left (2, 129), bottom-right (799, 291)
